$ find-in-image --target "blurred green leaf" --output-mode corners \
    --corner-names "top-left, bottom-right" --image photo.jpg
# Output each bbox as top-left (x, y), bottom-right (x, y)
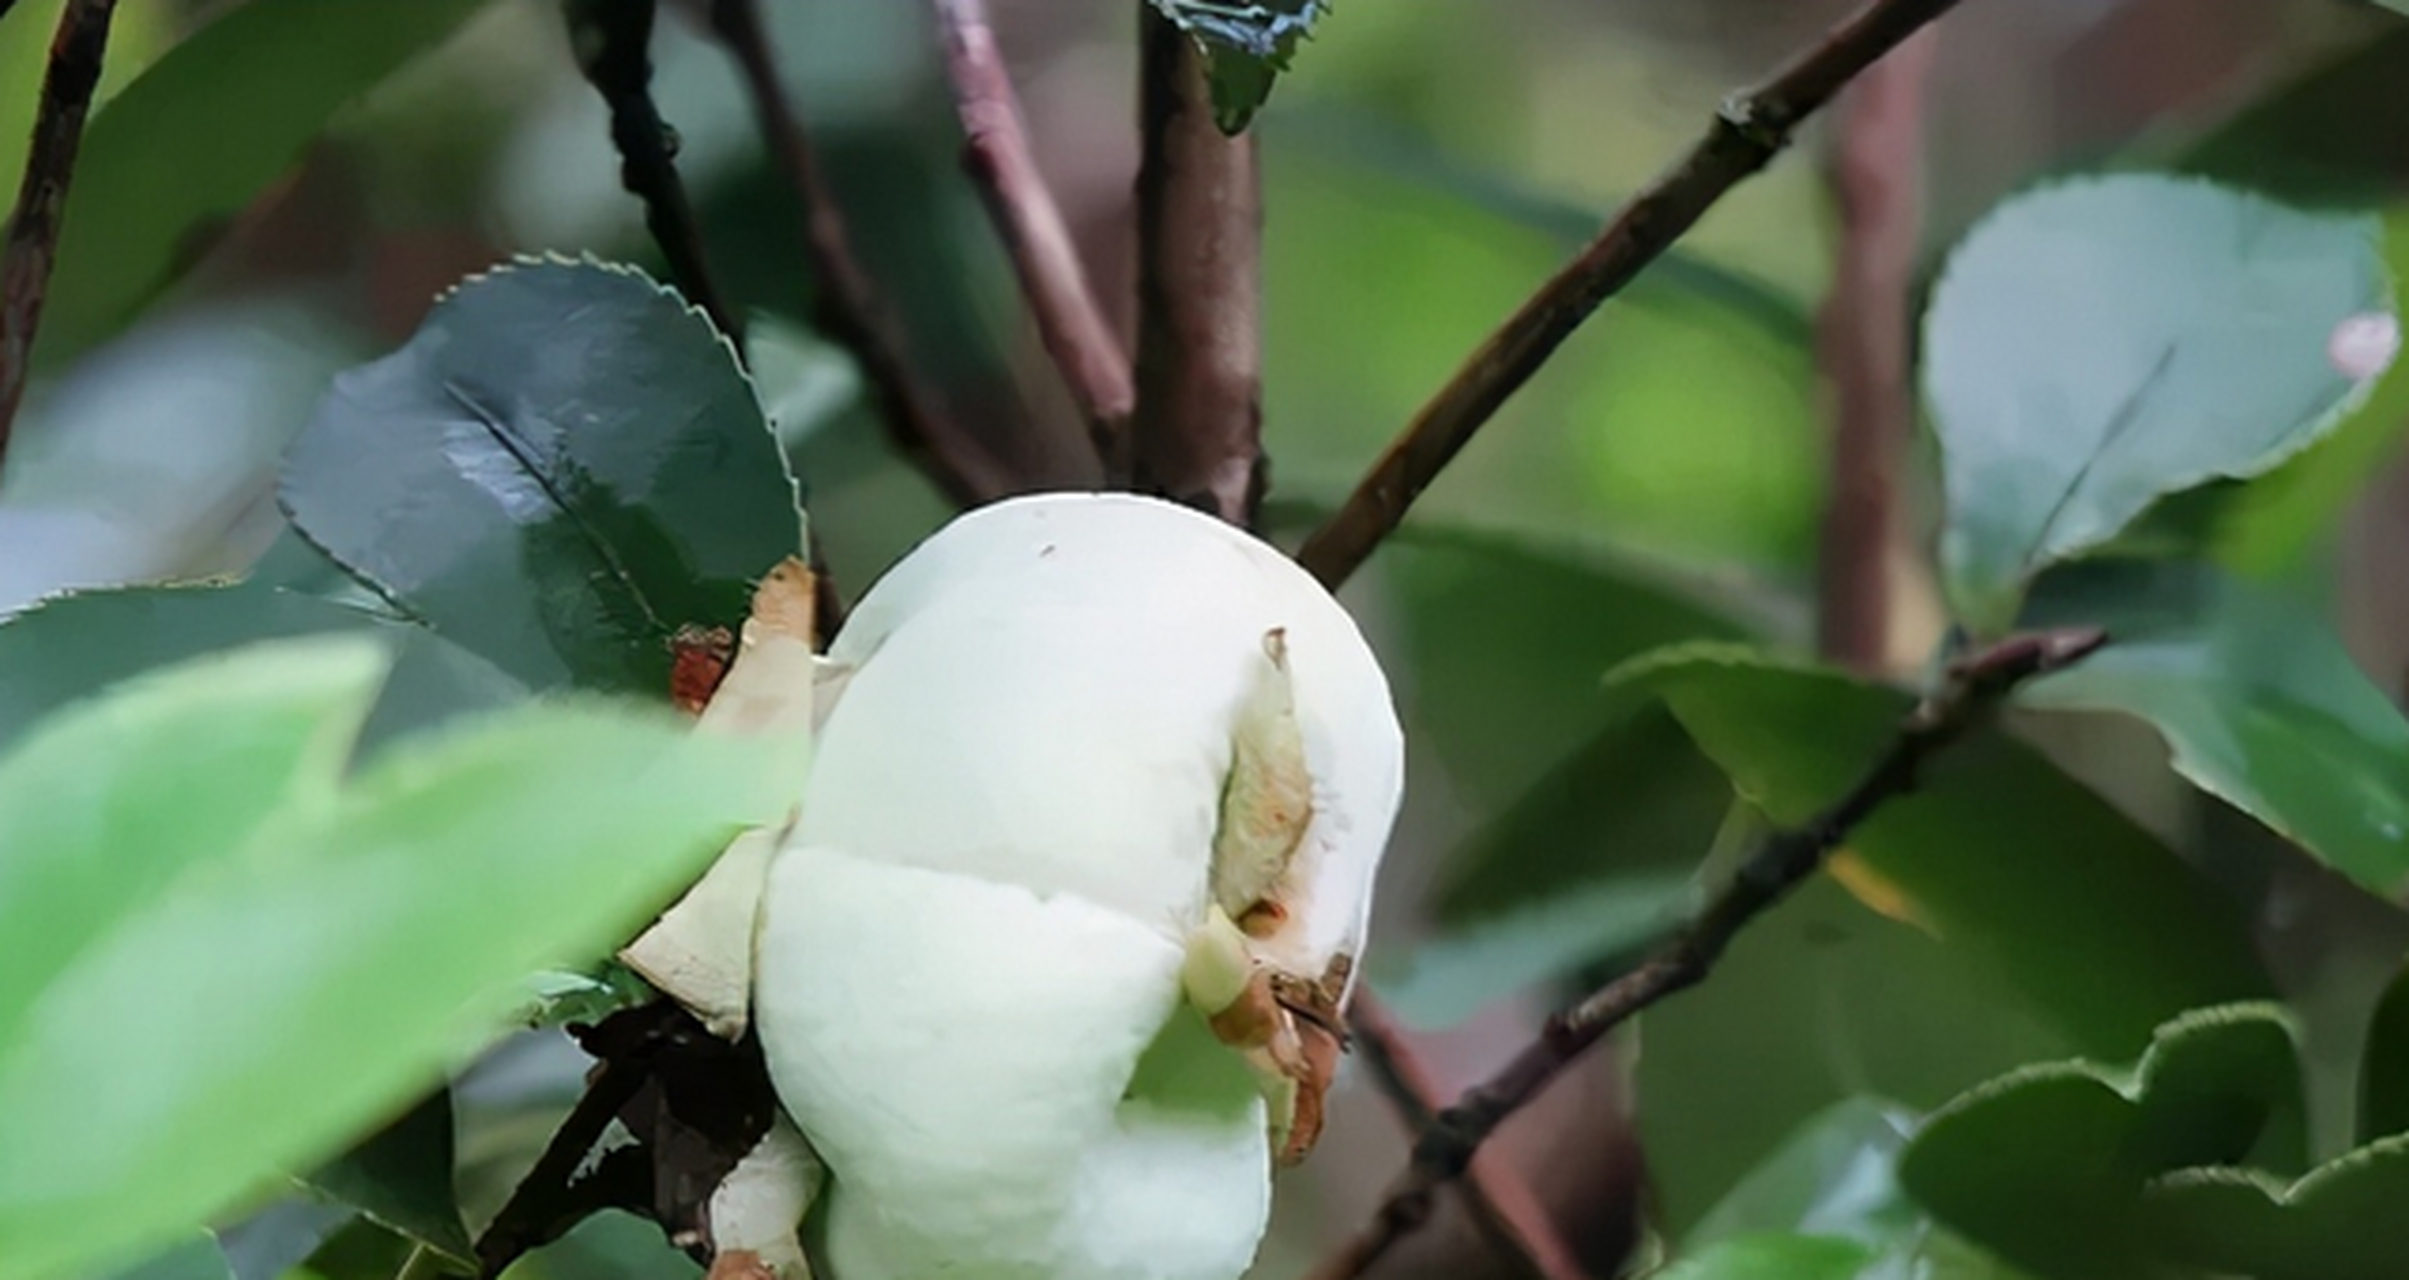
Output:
top-left (0, 638), bottom-right (385, 1040)
top-left (303, 1092), bottom-right (471, 1267)
top-left (1264, 146), bottom-right (1822, 573)
top-left (2363, 959), bottom-right (2409, 1144)
top-left (2016, 561), bottom-right (2409, 898)
top-left (1377, 866), bottom-right (1690, 1028)
top-left (281, 258), bottom-right (804, 696)
top-left (1149, 0), bottom-right (1328, 131)
top-left (1687, 1099), bottom-right (1920, 1249)
top-left (2178, 25), bottom-right (2409, 209)
top-left (1614, 644), bottom-right (2273, 1055)
top-left (1636, 878), bottom-right (2074, 1236)
top-left (35, 0), bottom-right (498, 365)
top-left (1923, 174), bottom-right (2389, 634)
top-left (1653, 1234), bottom-right (1879, 1280)
top-left (0, 637), bottom-right (789, 1279)
top-left (106, 1234), bottom-right (234, 1280)
top-left (2141, 1135), bottom-right (2409, 1280)
top-left (1899, 1003), bottom-right (2303, 1280)
top-left (0, 578), bottom-right (524, 755)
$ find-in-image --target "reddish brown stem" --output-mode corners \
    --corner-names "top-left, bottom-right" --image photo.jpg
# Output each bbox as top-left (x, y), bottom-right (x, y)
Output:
top-left (0, 0), bottom-right (117, 476)
top-left (1293, 0), bottom-right (1972, 590)
top-left (932, 0), bottom-right (1134, 478)
top-left (1348, 993), bottom-right (1595, 1280)
top-left (1305, 628), bottom-right (2107, 1280)
top-left (704, 0), bottom-right (1015, 506)
top-left (1814, 30), bottom-right (1939, 670)
top-left (1131, 6), bottom-right (1263, 526)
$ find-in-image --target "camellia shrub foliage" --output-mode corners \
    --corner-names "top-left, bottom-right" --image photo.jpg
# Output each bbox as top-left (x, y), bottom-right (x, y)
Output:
top-left (6, 2), bottom-right (2409, 1280)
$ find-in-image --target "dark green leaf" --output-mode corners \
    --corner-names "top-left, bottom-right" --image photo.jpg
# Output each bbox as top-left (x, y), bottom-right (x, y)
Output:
top-left (1149, 0), bottom-right (1329, 131)
top-left (2363, 959), bottom-right (2409, 1144)
top-left (34, 0), bottom-right (498, 365)
top-left (1899, 1003), bottom-right (2304, 1280)
top-left (215, 1201), bottom-right (354, 1280)
top-left (1376, 866), bottom-right (1690, 1028)
top-left (0, 578), bottom-right (524, 755)
top-left (1613, 645), bottom-right (2273, 1055)
top-left (0, 637), bottom-right (791, 1279)
top-left (1923, 174), bottom-right (2389, 633)
top-left (2178, 25), bottom-right (2409, 208)
top-left (281, 258), bottom-right (804, 695)
top-left (2141, 1135), bottom-right (2409, 1280)
top-left (304, 1092), bottom-right (472, 1266)
top-left (2016, 561), bottom-right (2409, 897)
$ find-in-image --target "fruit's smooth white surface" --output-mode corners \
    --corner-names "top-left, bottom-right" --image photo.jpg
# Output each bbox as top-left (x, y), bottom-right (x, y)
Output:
top-left (754, 493), bottom-right (1403, 1280)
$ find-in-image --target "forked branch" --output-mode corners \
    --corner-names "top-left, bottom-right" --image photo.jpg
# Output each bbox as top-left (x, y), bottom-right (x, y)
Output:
top-left (0, 0), bottom-right (118, 476)
top-left (1293, 0), bottom-right (1972, 590)
top-left (1305, 627), bottom-right (2107, 1280)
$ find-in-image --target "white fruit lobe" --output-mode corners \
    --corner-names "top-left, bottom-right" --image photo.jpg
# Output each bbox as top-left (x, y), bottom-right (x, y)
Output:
top-left (753, 494), bottom-right (1404, 1280)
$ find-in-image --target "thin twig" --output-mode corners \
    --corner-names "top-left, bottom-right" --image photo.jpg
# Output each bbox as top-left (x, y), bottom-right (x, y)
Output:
top-left (1348, 993), bottom-right (1595, 1280)
top-left (1131, 5), bottom-right (1263, 525)
top-left (474, 1050), bottom-right (649, 1276)
top-left (1293, 0), bottom-right (1972, 590)
top-left (704, 0), bottom-right (1016, 506)
top-left (565, 0), bottom-right (743, 342)
top-left (1305, 627), bottom-right (2109, 1280)
top-left (0, 0), bottom-right (117, 477)
top-left (1814, 30), bottom-right (1938, 670)
top-left (931, 0), bottom-right (1134, 477)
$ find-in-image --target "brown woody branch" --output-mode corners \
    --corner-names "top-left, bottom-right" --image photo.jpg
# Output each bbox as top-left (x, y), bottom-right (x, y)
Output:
top-left (932, 0), bottom-right (1134, 477)
top-left (566, 0), bottom-right (743, 342)
top-left (1347, 993), bottom-right (1594, 1280)
top-left (704, 0), bottom-right (1016, 506)
top-left (0, 0), bottom-right (116, 477)
top-left (1131, 6), bottom-right (1263, 525)
top-left (1292, 0), bottom-right (1971, 590)
top-left (1815, 30), bottom-right (1939, 670)
top-left (1305, 627), bottom-right (2108, 1280)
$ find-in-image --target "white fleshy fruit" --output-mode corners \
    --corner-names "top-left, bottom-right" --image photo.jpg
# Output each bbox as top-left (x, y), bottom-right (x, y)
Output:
top-left (754, 493), bottom-right (1404, 1280)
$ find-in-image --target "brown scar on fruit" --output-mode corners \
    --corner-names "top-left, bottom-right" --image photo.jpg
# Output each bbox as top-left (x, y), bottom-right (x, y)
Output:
top-left (670, 625), bottom-right (738, 716)
top-left (1206, 953), bottom-right (1356, 1166)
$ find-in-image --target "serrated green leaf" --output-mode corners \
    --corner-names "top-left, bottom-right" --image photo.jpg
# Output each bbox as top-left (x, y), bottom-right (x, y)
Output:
top-left (2015, 561), bottom-right (2409, 898)
top-left (1612, 645), bottom-right (2272, 1056)
top-left (1899, 1003), bottom-right (2305, 1280)
top-left (1924, 174), bottom-right (2390, 634)
top-left (1150, 0), bottom-right (1329, 132)
top-left (2139, 1135), bottom-right (2409, 1280)
top-left (302, 1092), bottom-right (471, 1267)
top-left (280, 258), bottom-right (804, 696)
top-left (34, 0), bottom-right (498, 365)
top-left (0, 638), bottom-right (788, 1280)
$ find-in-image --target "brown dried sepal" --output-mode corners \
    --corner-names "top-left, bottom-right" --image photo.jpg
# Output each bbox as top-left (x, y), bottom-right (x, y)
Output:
top-left (1205, 956), bottom-right (1356, 1166)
